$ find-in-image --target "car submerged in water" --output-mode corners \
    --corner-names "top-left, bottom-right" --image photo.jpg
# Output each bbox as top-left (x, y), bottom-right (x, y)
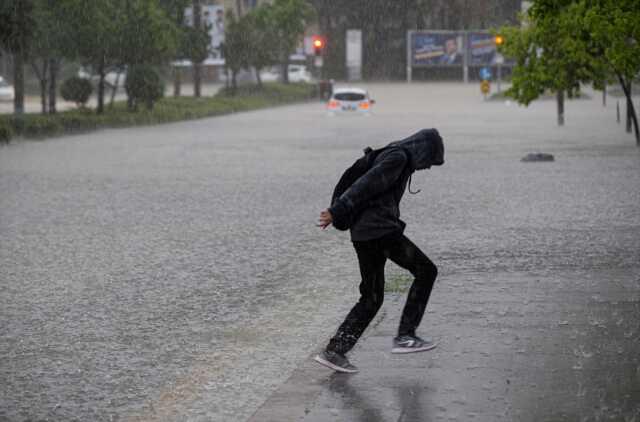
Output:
top-left (326, 87), bottom-right (375, 115)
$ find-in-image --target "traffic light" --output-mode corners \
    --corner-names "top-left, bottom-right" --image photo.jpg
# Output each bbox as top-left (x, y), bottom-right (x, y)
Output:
top-left (495, 35), bottom-right (504, 46)
top-left (312, 36), bottom-right (324, 56)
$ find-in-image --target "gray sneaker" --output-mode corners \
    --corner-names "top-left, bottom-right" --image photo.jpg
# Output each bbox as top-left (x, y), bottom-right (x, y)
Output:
top-left (314, 350), bottom-right (359, 373)
top-left (392, 335), bottom-right (437, 354)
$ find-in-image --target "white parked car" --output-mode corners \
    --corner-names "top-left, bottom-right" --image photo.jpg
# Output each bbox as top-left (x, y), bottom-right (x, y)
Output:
top-left (0, 76), bottom-right (15, 102)
top-left (259, 67), bottom-right (280, 83)
top-left (78, 67), bottom-right (126, 88)
top-left (287, 64), bottom-right (312, 83)
top-left (327, 87), bottom-right (375, 114)
top-left (259, 64), bottom-right (313, 83)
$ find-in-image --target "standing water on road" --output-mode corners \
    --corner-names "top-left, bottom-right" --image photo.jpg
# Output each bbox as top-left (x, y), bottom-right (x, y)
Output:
top-left (2, 83), bottom-right (639, 421)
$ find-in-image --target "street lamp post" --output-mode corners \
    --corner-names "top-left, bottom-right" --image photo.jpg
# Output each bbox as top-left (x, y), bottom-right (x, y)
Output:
top-left (494, 35), bottom-right (505, 95)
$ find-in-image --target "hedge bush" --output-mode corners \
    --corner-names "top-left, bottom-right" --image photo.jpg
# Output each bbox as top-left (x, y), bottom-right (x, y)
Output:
top-left (0, 118), bottom-right (14, 143)
top-left (61, 76), bottom-right (93, 107)
top-left (125, 65), bottom-right (164, 111)
top-left (0, 82), bottom-right (317, 142)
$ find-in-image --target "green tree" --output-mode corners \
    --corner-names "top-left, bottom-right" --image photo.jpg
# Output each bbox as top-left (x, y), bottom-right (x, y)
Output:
top-left (181, 23), bottom-right (210, 89)
top-left (222, 10), bottom-right (251, 93)
top-left (29, 0), bottom-right (67, 114)
top-left (61, 0), bottom-right (179, 114)
top-left (498, 2), bottom-right (605, 126)
top-left (120, 0), bottom-right (179, 108)
top-left (0, 0), bottom-right (35, 116)
top-left (577, 0), bottom-right (640, 144)
top-left (499, 0), bottom-right (639, 143)
top-left (121, 0), bottom-right (179, 66)
top-left (247, 5), bottom-right (279, 87)
top-left (191, 0), bottom-right (205, 97)
top-left (60, 0), bottom-right (124, 114)
top-left (158, 0), bottom-right (192, 97)
top-left (269, 0), bottom-right (314, 83)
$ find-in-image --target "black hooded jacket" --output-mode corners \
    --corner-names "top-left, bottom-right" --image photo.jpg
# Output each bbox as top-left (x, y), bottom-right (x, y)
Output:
top-left (329, 129), bottom-right (444, 241)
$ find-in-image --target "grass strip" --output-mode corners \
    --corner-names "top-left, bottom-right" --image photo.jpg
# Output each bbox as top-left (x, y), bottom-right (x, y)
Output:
top-left (0, 82), bottom-right (318, 143)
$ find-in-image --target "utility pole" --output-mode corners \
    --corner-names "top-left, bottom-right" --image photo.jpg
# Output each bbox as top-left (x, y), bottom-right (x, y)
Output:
top-left (557, 90), bottom-right (565, 126)
top-left (192, 0), bottom-right (202, 98)
top-left (495, 35), bottom-right (504, 94)
top-left (13, 0), bottom-right (27, 116)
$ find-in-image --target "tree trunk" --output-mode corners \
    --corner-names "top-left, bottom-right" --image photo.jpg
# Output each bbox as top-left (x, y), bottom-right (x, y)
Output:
top-left (255, 67), bottom-right (262, 88)
top-left (194, 64), bottom-right (202, 97)
top-left (618, 75), bottom-right (639, 146)
top-left (97, 58), bottom-right (106, 114)
top-left (193, 0), bottom-right (202, 97)
top-left (109, 71), bottom-right (121, 108)
top-left (34, 59), bottom-right (48, 114)
top-left (128, 91), bottom-right (135, 111)
top-left (40, 62), bottom-right (48, 114)
top-left (12, 0), bottom-right (28, 117)
top-left (13, 51), bottom-right (25, 116)
top-left (48, 58), bottom-right (58, 114)
top-left (281, 57), bottom-right (289, 84)
top-left (626, 85), bottom-right (632, 134)
top-left (173, 66), bottom-right (182, 97)
top-left (231, 70), bottom-right (237, 94)
top-left (556, 90), bottom-right (564, 126)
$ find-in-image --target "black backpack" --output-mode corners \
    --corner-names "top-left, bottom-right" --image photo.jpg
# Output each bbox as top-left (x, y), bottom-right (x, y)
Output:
top-left (330, 146), bottom-right (409, 231)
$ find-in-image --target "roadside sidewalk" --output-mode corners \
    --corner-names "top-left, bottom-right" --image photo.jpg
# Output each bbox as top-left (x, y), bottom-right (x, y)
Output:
top-left (248, 270), bottom-right (640, 422)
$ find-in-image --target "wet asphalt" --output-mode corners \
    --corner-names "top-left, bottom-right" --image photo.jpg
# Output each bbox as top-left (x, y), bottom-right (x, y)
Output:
top-left (1, 83), bottom-right (639, 421)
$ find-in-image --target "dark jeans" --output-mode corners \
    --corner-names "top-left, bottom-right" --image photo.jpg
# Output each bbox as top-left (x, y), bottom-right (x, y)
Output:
top-left (327, 233), bottom-right (438, 355)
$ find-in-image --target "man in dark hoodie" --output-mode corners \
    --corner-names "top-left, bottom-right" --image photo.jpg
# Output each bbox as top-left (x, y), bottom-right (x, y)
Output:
top-left (315, 129), bottom-right (445, 373)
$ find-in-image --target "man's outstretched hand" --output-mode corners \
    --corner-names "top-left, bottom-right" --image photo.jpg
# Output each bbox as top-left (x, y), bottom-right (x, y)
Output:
top-left (318, 209), bottom-right (333, 230)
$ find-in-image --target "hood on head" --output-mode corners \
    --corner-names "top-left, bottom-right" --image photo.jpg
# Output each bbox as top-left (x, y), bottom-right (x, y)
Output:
top-left (387, 129), bottom-right (444, 171)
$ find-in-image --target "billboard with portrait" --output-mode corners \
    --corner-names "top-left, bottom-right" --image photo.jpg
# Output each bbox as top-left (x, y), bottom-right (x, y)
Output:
top-left (467, 32), bottom-right (498, 66)
top-left (411, 32), bottom-right (465, 66)
top-left (184, 5), bottom-right (226, 64)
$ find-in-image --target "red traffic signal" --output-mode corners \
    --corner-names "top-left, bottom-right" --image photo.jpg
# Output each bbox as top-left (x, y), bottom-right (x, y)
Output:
top-left (312, 36), bottom-right (325, 56)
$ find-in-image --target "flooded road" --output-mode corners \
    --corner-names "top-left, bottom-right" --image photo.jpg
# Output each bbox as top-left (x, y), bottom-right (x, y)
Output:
top-left (1, 83), bottom-right (639, 421)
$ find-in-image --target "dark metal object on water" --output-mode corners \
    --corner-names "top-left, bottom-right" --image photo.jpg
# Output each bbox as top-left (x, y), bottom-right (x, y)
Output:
top-left (521, 153), bottom-right (555, 162)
